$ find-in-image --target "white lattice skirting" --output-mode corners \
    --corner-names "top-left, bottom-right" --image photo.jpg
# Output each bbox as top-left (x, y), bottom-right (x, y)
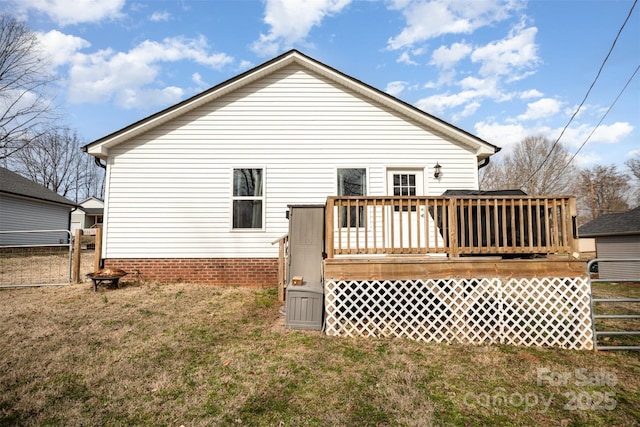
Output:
top-left (325, 278), bottom-right (593, 350)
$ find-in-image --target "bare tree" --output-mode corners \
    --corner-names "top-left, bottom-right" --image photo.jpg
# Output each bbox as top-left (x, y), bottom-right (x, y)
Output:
top-left (77, 153), bottom-right (105, 201)
top-left (479, 135), bottom-right (577, 196)
top-left (574, 165), bottom-right (630, 222)
top-left (627, 155), bottom-right (640, 180)
top-left (0, 14), bottom-right (56, 159)
top-left (10, 127), bottom-right (104, 201)
top-left (624, 154), bottom-right (640, 206)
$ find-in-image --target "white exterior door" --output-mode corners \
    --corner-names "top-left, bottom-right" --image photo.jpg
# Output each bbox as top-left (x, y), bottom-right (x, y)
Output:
top-left (387, 169), bottom-right (425, 250)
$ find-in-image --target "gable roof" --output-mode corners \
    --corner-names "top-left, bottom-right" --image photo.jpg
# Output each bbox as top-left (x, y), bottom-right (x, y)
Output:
top-left (0, 167), bottom-right (76, 207)
top-left (578, 206), bottom-right (640, 237)
top-left (84, 49), bottom-right (500, 160)
top-left (79, 196), bottom-right (104, 205)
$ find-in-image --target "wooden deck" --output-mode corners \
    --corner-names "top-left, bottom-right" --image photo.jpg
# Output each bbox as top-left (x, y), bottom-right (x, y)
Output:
top-left (275, 195), bottom-right (585, 301)
top-left (324, 255), bottom-right (588, 281)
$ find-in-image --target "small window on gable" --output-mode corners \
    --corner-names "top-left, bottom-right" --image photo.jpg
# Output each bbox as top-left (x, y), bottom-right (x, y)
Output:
top-left (337, 168), bottom-right (366, 228)
top-left (232, 168), bottom-right (264, 229)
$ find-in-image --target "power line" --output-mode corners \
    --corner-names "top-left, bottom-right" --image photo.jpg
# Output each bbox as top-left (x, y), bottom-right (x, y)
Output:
top-left (519, 0), bottom-right (638, 187)
top-left (558, 63), bottom-right (640, 176)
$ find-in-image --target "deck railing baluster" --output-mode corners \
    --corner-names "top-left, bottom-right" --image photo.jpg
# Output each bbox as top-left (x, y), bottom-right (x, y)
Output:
top-left (325, 195), bottom-right (577, 257)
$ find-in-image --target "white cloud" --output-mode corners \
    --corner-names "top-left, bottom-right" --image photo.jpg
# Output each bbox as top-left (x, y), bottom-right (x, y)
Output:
top-left (471, 25), bottom-right (539, 78)
top-left (627, 148), bottom-right (640, 158)
top-left (252, 0), bottom-right (352, 56)
top-left (572, 151), bottom-right (601, 167)
top-left (416, 75), bottom-right (511, 116)
top-left (237, 60), bottom-right (254, 72)
top-left (61, 36), bottom-right (232, 108)
top-left (474, 121), bottom-right (531, 149)
top-left (416, 90), bottom-right (484, 115)
top-left (14, 0), bottom-right (126, 25)
top-left (386, 81), bottom-right (407, 97)
top-left (431, 42), bottom-right (472, 69)
top-left (37, 30), bottom-right (91, 68)
top-left (452, 101), bottom-right (481, 120)
top-left (117, 86), bottom-right (184, 109)
top-left (150, 11), bottom-right (171, 22)
top-left (589, 122), bottom-right (634, 144)
top-left (458, 76), bottom-right (491, 90)
top-left (520, 89), bottom-right (543, 99)
top-left (387, 0), bottom-right (524, 50)
top-left (192, 72), bottom-right (207, 89)
top-left (397, 51), bottom-right (418, 65)
top-left (473, 119), bottom-right (634, 158)
top-left (517, 98), bottom-right (562, 120)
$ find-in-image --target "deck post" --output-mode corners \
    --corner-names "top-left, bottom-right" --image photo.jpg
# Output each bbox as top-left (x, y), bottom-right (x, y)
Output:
top-left (72, 229), bottom-right (83, 284)
top-left (568, 197), bottom-right (579, 255)
top-left (325, 198), bottom-right (335, 259)
top-left (278, 237), bottom-right (286, 302)
top-left (94, 227), bottom-right (103, 273)
top-left (448, 198), bottom-right (459, 257)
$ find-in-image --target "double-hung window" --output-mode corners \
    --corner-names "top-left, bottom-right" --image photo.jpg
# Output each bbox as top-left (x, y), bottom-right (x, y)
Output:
top-left (337, 168), bottom-right (366, 228)
top-left (232, 168), bottom-right (264, 229)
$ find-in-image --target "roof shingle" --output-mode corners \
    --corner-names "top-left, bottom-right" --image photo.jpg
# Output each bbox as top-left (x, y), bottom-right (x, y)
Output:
top-left (0, 167), bottom-right (76, 207)
top-left (578, 206), bottom-right (640, 237)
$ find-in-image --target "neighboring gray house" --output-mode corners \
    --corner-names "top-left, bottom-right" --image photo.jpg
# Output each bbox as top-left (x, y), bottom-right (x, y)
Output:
top-left (0, 167), bottom-right (76, 246)
top-left (578, 206), bottom-right (640, 280)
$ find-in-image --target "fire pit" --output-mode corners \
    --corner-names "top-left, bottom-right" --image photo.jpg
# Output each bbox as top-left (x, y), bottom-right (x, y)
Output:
top-left (87, 268), bottom-right (127, 291)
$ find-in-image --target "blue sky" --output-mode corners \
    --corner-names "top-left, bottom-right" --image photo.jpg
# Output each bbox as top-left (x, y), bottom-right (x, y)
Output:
top-left (3, 0), bottom-right (639, 171)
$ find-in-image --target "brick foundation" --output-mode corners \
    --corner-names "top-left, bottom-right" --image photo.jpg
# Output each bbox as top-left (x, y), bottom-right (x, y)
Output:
top-left (103, 258), bottom-right (278, 287)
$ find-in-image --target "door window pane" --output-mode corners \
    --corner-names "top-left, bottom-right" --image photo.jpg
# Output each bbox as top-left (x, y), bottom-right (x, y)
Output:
top-left (393, 173), bottom-right (417, 211)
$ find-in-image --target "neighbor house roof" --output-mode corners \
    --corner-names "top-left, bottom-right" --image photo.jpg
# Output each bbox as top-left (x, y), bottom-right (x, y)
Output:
top-left (578, 206), bottom-right (640, 237)
top-left (0, 167), bottom-right (76, 207)
top-left (84, 49), bottom-right (501, 160)
top-left (81, 208), bottom-right (103, 215)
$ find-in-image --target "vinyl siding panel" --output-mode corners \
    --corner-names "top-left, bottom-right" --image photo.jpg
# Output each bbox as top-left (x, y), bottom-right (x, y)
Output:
top-left (103, 65), bottom-right (479, 258)
top-left (0, 195), bottom-right (71, 245)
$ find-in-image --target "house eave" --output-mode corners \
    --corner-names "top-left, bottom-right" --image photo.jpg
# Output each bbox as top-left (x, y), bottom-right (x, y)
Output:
top-left (579, 231), bottom-right (640, 238)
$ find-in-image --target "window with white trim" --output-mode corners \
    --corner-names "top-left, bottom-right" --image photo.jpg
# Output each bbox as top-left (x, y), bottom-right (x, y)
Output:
top-left (232, 168), bottom-right (264, 229)
top-left (337, 168), bottom-right (366, 227)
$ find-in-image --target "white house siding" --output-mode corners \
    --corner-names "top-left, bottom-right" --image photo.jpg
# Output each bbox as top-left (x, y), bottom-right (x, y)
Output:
top-left (103, 65), bottom-right (480, 259)
top-left (0, 195), bottom-right (71, 245)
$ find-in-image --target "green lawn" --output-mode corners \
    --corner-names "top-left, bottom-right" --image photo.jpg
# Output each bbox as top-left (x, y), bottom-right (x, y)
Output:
top-left (0, 282), bottom-right (638, 426)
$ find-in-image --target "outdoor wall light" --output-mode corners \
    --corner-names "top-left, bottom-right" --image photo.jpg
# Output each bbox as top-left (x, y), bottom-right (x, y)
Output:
top-left (434, 162), bottom-right (442, 179)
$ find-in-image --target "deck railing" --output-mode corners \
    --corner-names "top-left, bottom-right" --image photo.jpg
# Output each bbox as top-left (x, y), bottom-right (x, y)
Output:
top-left (325, 195), bottom-right (578, 258)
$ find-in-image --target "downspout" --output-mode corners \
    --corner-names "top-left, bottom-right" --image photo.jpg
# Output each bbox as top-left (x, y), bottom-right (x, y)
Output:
top-left (68, 206), bottom-right (78, 244)
top-left (94, 157), bottom-right (106, 169)
top-left (477, 157), bottom-right (491, 170)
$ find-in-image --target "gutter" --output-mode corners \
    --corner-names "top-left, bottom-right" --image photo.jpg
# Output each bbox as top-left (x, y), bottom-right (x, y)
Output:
top-left (477, 157), bottom-right (491, 169)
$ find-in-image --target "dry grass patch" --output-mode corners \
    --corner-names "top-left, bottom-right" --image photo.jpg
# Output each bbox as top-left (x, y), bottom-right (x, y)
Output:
top-left (591, 281), bottom-right (640, 349)
top-left (0, 250), bottom-right (95, 286)
top-left (0, 282), bottom-right (638, 426)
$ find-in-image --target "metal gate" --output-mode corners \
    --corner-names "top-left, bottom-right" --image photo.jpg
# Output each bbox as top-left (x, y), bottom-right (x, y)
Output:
top-left (0, 229), bottom-right (73, 288)
top-left (588, 258), bottom-right (640, 351)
